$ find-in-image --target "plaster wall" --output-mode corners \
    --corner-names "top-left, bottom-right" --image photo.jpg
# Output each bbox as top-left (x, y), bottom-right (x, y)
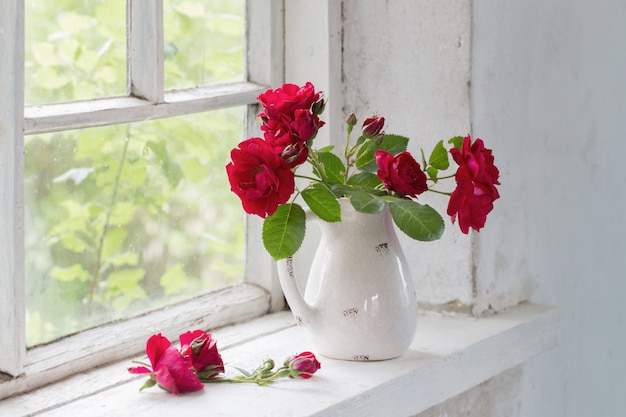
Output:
top-left (472, 0), bottom-right (626, 415)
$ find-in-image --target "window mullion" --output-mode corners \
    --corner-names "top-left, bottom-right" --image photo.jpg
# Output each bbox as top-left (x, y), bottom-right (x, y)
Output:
top-left (127, 0), bottom-right (164, 102)
top-left (244, 0), bottom-right (286, 312)
top-left (0, 0), bottom-right (26, 377)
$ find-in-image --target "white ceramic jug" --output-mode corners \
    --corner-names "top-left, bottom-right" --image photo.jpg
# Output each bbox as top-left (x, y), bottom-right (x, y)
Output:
top-left (276, 199), bottom-right (418, 361)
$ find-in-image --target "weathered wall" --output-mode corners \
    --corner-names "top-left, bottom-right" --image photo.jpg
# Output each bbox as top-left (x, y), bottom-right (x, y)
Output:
top-left (472, 0), bottom-right (626, 416)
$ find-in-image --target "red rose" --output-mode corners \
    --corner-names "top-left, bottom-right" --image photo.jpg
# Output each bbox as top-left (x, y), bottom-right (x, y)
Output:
top-left (128, 334), bottom-right (204, 395)
top-left (179, 330), bottom-right (224, 378)
top-left (257, 82), bottom-right (322, 120)
top-left (226, 137), bottom-right (295, 218)
top-left (362, 116), bottom-right (385, 137)
top-left (447, 135), bottom-right (500, 233)
top-left (375, 150), bottom-right (428, 198)
top-left (290, 109), bottom-right (322, 142)
top-left (261, 117), bottom-right (310, 167)
top-left (287, 351), bottom-right (321, 379)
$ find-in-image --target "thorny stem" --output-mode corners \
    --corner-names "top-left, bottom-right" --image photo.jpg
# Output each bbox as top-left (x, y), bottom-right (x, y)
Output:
top-left (87, 126), bottom-right (131, 312)
top-left (342, 131), bottom-right (362, 182)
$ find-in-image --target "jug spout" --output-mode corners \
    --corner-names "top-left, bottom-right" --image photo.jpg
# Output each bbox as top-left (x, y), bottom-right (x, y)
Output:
top-left (276, 256), bottom-right (316, 326)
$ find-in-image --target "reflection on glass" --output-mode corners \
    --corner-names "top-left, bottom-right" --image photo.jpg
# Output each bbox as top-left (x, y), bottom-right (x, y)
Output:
top-left (24, 108), bottom-right (245, 346)
top-left (25, 1), bottom-right (127, 105)
top-left (164, 0), bottom-right (245, 89)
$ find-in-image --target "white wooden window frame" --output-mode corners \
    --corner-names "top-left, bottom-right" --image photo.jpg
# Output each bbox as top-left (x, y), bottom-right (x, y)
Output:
top-left (0, 0), bottom-right (285, 399)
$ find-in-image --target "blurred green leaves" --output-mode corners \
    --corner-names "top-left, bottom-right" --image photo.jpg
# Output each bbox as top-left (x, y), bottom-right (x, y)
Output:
top-left (24, 0), bottom-right (247, 346)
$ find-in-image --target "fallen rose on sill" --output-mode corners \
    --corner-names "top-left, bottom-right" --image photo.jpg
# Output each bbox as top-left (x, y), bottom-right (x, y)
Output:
top-left (128, 329), bottom-right (321, 395)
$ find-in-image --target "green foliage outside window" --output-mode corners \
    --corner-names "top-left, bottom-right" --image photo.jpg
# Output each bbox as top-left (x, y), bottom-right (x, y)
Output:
top-left (24, 0), bottom-right (246, 346)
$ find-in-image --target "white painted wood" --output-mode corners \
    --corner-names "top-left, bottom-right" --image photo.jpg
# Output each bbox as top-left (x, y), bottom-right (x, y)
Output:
top-left (0, 283), bottom-right (270, 400)
top-left (244, 0), bottom-right (286, 312)
top-left (0, 0), bottom-right (26, 377)
top-left (246, 0), bottom-right (285, 88)
top-left (24, 82), bottom-right (266, 134)
top-left (128, 0), bottom-right (164, 102)
top-left (0, 304), bottom-right (558, 417)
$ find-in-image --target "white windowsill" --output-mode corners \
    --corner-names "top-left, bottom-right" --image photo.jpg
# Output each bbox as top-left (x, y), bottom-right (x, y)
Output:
top-left (0, 303), bottom-right (557, 417)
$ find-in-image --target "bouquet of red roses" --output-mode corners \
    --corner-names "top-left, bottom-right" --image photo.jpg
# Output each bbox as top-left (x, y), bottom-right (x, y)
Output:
top-left (226, 82), bottom-right (500, 260)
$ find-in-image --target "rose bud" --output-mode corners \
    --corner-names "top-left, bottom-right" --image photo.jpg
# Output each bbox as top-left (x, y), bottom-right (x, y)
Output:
top-left (362, 116), bottom-right (385, 137)
top-left (286, 351), bottom-right (321, 379)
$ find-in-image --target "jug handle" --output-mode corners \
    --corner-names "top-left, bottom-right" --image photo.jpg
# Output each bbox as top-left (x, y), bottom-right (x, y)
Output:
top-left (275, 208), bottom-right (318, 325)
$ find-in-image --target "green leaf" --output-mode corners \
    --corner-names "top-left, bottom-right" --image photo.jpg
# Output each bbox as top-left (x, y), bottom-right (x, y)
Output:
top-left (101, 227), bottom-right (128, 259)
top-left (139, 377), bottom-right (157, 392)
top-left (59, 233), bottom-right (89, 253)
top-left (32, 42), bottom-right (60, 66)
top-left (315, 152), bottom-right (346, 185)
top-left (388, 199), bottom-right (444, 241)
top-left (448, 136), bottom-right (464, 150)
top-left (316, 145), bottom-right (335, 153)
top-left (49, 264), bottom-right (90, 282)
top-left (146, 140), bottom-right (184, 188)
top-left (355, 141), bottom-right (378, 172)
top-left (106, 268), bottom-right (147, 309)
top-left (330, 184), bottom-right (354, 198)
top-left (109, 252), bottom-right (139, 267)
top-left (428, 140), bottom-right (450, 170)
top-left (302, 184), bottom-right (341, 222)
top-left (180, 158), bottom-right (210, 182)
top-left (123, 160), bottom-right (148, 186)
top-left (427, 166), bottom-right (439, 182)
top-left (109, 202), bottom-right (137, 226)
top-left (107, 268), bottom-right (145, 292)
top-left (235, 367), bottom-right (253, 378)
top-left (347, 172), bottom-right (383, 189)
top-left (35, 66), bottom-right (71, 89)
top-left (262, 204), bottom-right (306, 260)
top-left (350, 191), bottom-right (386, 214)
top-left (379, 134), bottom-right (410, 155)
top-left (160, 263), bottom-right (188, 296)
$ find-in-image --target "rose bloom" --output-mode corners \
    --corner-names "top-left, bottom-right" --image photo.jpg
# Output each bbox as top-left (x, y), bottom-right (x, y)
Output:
top-left (287, 351), bottom-right (321, 379)
top-left (226, 137), bottom-right (295, 218)
top-left (375, 150), bottom-right (428, 198)
top-left (447, 135), bottom-right (500, 234)
top-left (261, 117), bottom-right (310, 167)
top-left (179, 330), bottom-right (224, 378)
top-left (290, 108), bottom-right (323, 142)
top-left (257, 82), bottom-right (322, 120)
top-left (128, 333), bottom-right (204, 395)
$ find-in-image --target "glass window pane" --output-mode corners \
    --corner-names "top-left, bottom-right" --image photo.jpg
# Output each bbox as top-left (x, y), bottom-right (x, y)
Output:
top-left (164, 0), bottom-right (245, 89)
top-left (24, 108), bottom-right (245, 347)
top-left (25, 1), bottom-right (127, 105)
